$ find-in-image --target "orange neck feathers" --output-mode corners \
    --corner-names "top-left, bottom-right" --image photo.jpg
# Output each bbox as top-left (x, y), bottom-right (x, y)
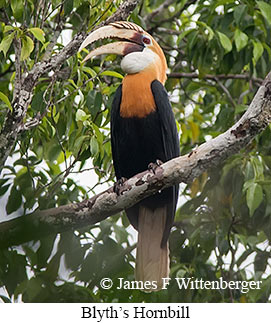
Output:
top-left (120, 56), bottom-right (167, 118)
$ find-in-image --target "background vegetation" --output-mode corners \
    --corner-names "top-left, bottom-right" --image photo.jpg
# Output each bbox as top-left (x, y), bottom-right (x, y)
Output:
top-left (0, 0), bottom-right (271, 302)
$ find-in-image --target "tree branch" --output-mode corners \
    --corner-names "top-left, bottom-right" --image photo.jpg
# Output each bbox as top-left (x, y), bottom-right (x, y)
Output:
top-left (102, 0), bottom-right (140, 25)
top-left (40, 3), bottom-right (65, 62)
top-left (0, 0), bottom-right (141, 172)
top-left (145, 0), bottom-right (198, 31)
top-left (144, 0), bottom-right (175, 22)
top-left (168, 72), bottom-right (263, 84)
top-left (1, 72), bottom-right (271, 249)
top-left (215, 77), bottom-right (237, 108)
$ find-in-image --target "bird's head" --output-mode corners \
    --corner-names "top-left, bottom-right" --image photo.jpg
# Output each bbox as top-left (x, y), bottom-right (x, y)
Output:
top-left (79, 21), bottom-right (167, 84)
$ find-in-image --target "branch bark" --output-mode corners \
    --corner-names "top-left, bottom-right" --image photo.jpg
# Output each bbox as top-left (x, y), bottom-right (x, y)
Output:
top-left (1, 72), bottom-right (271, 249)
top-left (0, 0), bottom-right (140, 172)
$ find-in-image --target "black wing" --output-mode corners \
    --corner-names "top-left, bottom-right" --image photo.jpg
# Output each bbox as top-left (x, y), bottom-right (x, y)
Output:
top-left (151, 80), bottom-right (180, 161)
top-left (110, 84), bottom-right (122, 180)
top-left (151, 80), bottom-right (180, 246)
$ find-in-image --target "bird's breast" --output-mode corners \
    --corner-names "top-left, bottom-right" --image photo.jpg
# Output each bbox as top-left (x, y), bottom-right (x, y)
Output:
top-left (120, 71), bottom-right (156, 118)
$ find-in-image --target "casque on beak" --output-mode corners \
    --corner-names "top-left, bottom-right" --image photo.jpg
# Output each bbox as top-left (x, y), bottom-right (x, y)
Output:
top-left (79, 22), bottom-right (145, 63)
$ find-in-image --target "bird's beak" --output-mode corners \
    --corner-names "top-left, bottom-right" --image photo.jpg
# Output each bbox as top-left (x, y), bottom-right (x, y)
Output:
top-left (79, 22), bottom-right (144, 63)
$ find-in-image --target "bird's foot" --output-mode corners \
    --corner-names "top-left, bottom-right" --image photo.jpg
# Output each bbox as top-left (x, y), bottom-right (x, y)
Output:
top-left (113, 177), bottom-right (128, 195)
top-left (148, 159), bottom-right (163, 174)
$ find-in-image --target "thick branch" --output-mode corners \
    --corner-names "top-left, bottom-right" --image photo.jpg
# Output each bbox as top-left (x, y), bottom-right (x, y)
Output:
top-left (1, 72), bottom-right (271, 249)
top-left (0, 0), bottom-right (140, 171)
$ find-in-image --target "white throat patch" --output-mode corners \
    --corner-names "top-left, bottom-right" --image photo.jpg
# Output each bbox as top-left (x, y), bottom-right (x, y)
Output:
top-left (121, 48), bottom-right (158, 74)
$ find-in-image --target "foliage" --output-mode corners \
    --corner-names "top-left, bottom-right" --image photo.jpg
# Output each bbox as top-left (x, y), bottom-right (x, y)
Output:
top-left (0, 0), bottom-right (271, 303)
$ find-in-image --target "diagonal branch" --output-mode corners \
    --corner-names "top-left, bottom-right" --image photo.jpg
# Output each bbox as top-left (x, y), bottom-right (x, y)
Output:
top-left (1, 72), bottom-right (271, 249)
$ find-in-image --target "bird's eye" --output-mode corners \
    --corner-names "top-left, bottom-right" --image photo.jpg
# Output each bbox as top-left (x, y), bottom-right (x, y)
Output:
top-left (142, 36), bottom-right (151, 45)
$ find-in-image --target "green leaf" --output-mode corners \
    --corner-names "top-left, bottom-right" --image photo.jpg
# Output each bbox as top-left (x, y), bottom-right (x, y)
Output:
top-left (0, 184), bottom-right (10, 196)
top-left (94, 92), bottom-right (102, 112)
top-left (257, 1), bottom-right (271, 25)
top-left (0, 0), bottom-right (7, 8)
top-left (188, 120), bottom-right (200, 143)
top-left (73, 135), bottom-right (88, 155)
top-left (4, 25), bottom-right (14, 33)
top-left (14, 280), bottom-right (28, 300)
top-left (79, 252), bottom-right (98, 281)
top-left (243, 178), bottom-right (254, 192)
top-left (251, 156), bottom-right (264, 180)
top-left (92, 123), bottom-right (103, 145)
top-left (253, 41), bottom-right (264, 63)
top-left (234, 104), bottom-right (247, 115)
top-left (20, 36), bottom-right (34, 61)
top-left (234, 29), bottom-right (248, 52)
top-left (37, 234), bottom-right (58, 268)
top-left (10, 0), bottom-right (24, 21)
top-left (0, 32), bottom-right (15, 57)
top-left (82, 66), bottom-right (97, 77)
top-left (254, 250), bottom-right (269, 273)
top-left (113, 223), bottom-right (129, 244)
top-left (68, 79), bottom-right (78, 89)
top-left (196, 21), bottom-right (214, 41)
top-left (6, 185), bottom-right (22, 215)
top-left (100, 70), bottom-right (124, 79)
top-left (64, 0), bottom-right (74, 15)
top-left (217, 31), bottom-right (232, 53)
top-left (233, 4), bottom-right (247, 26)
top-left (59, 232), bottom-right (85, 271)
top-left (206, 26), bottom-right (214, 41)
top-left (0, 91), bottom-right (12, 111)
top-left (90, 136), bottom-right (99, 156)
top-left (25, 277), bottom-right (43, 301)
top-left (86, 90), bottom-right (95, 111)
top-left (28, 27), bottom-right (45, 43)
top-left (246, 183), bottom-right (263, 216)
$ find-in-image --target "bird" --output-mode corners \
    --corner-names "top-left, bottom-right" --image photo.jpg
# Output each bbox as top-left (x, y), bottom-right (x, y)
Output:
top-left (79, 21), bottom-right (180, 292)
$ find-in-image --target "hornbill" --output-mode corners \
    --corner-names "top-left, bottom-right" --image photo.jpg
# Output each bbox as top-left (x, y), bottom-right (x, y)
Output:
top-left (79, 21), bottom-right (180, 291)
